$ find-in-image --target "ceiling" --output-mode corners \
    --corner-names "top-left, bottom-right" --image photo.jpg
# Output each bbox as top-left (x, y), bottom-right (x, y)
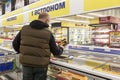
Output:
top-left (52, 8), bottom-right (120, 24)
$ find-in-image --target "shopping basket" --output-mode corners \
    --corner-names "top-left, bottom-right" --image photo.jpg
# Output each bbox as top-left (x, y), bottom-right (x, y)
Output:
top-left (0, 53), bottom-right (16, 73)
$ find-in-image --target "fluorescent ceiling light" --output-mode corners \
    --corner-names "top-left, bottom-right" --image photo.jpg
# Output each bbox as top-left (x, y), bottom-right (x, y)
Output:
top-left (77, 15), bottom-right (94, 19)
top-left (50, 20), bottom-right (61, 23)
top-left (57, 18), bottom-right (89, 23)
top-left (16, 24), bottom-right (24, 26)
top-left (24, 22), bottom-right (30, 25)
top-left (88, 13), bottom-right (106, 17)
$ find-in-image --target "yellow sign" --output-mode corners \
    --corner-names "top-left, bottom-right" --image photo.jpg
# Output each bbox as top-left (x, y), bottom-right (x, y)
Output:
top-left (110, 31), bottom-right (120, 36)
top-left (62, 21), bottom-right (90, 28)
top-left (110, 31), bottom-right (120, 47)
top-left (2, 8), bottom-right (23, 18)
top-left (2, 14), bottom-right (24, 26)
top-left (84, 0), bottom-right (120, 11)
top-left (2, 0), bottom-right (53, 19)
top-left (28, 0), bottom-right (70, 22)
top-left (0, 39), bottom-right (4, 44)
top-left (89, 18), bottom-right (99, 24)
top-left (28, 0), bottom-right (54, 10)
top-left (62, 21), bottom-right (76, 27)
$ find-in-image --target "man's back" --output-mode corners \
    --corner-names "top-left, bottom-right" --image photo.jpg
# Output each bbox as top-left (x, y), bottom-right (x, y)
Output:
top-left (13, 13), bottom-right (63, 80)
top-left (20, 23), bottom-right (51, 67)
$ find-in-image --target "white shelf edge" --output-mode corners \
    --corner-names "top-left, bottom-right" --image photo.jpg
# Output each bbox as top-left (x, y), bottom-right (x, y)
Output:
top-left (0, 47), bottom-right (15, 52)
top-left (50, 60), bottom-right (120, 80)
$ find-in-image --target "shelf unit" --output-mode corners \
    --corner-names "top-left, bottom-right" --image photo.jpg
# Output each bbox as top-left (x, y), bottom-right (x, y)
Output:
top-left (50, 44), bottom-right (120, 80)
top-left (50, 60), bottom-right (120, 80)
top-left (0, 45), bottom-right (120, 80)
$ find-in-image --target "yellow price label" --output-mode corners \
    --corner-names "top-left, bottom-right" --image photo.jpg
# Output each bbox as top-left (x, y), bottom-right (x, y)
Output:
top-left (110, 32), bottom-right (120, 36)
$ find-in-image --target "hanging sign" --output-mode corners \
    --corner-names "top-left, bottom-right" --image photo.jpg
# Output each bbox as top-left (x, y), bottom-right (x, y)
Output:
top-left (2, 14), bottom-right (24, 26)
top-left (28, 0), bottom-right (70, 21)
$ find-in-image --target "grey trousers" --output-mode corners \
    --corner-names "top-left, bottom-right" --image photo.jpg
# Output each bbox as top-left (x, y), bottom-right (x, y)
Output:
top-left (23, 66), bottom-right (48, 80)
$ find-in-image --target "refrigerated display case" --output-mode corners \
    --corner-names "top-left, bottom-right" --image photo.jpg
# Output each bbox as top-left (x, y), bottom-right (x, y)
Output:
top-left (51, 27), bottom-right (69, 43)
top-left (50, 45), bottom-right (120, 80)
top-left (90, 23), bottom-right (118, 47)
top-left (89, 16), bottom-right (120, 47)
top-left (91, 24), bottom-right (111, 47)
top-left (69, 27), bottom-right (91, 45)
top-left (0, 27), bottom-right (20, 49)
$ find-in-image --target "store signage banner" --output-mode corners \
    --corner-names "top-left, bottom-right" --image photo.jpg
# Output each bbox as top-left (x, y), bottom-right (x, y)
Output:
top-left (2, 8), bottom-right (24, 18)
top-left (1, 0), bottom-right (84, 26)
top-left (28, 0), bottom-right (54, 10)
top-left (90, 16), bottom-right (120, 24)
top-left (5, 0), bottom-right (12, 14)
top-left (89, 18), bottom-right (99, 24)
top-left (2, 0), bottom-right (53, 19)
top-left (2, 14), bottom-right (24, 26)
top-left (32, 2), bottom-right (65, 15)
top-left (28, 0), bottom-right (84, 22)
top-left (84, 0), bottom-right (120, 12)
top-left (28, 0), bottom-right (70, 21)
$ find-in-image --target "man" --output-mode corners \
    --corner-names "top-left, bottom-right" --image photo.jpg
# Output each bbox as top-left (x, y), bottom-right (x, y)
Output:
top-left (13, 13), bottom-right (63, 80)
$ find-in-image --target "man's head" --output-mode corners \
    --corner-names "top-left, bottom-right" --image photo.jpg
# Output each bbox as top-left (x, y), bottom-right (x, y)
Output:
top-left (38, 13), bottom-right (50, 24)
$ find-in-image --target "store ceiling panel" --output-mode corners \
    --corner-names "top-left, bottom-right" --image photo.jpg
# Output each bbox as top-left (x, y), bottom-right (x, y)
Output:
top-left (84, 8), bottom-right (120, 18)
top-left (53, 8), bottom-right (120, 24)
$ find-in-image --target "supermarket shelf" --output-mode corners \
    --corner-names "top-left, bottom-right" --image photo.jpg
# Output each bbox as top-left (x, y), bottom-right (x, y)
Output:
top-left (92, 38), bottom-right (109, 39)
top-left (4, 40), bottom-right (13, 42)
top-left (0, 72), bottom-right (21, 80)
top-left (50, 60), bottom-right (120, 80)
top-left (0, 47), bottom-right (15, 53)
top-left (94, 42), bottom-right (109, 44)
top-left (5, 72), bottom-right (22, 80)
top-left (2, 75), bottom-right (14, 80)
top-left (0, 38), bottom-right (13, 41)
top-left (68, 45), bottom-right (120, 55)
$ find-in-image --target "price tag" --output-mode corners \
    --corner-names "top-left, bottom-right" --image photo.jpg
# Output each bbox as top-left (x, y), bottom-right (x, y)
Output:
top-left (104, 49), bottom-right (111, 52)
top-left (89, 47), bottom-right (94, 50)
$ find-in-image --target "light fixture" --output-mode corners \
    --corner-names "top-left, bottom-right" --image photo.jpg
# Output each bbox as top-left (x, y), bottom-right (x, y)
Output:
top-left (77, 15), bottom-right (94, 19)
top-left (25, 22), bottom-right (30, 25)
top-left (16, 24), bottom-right (24, 26)
top-left (57, 18), bottom-right (89, 23)
top-left (88, 13), bottom-right (106, 17)
top-left (50, 20), bottom-right (61, 23)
